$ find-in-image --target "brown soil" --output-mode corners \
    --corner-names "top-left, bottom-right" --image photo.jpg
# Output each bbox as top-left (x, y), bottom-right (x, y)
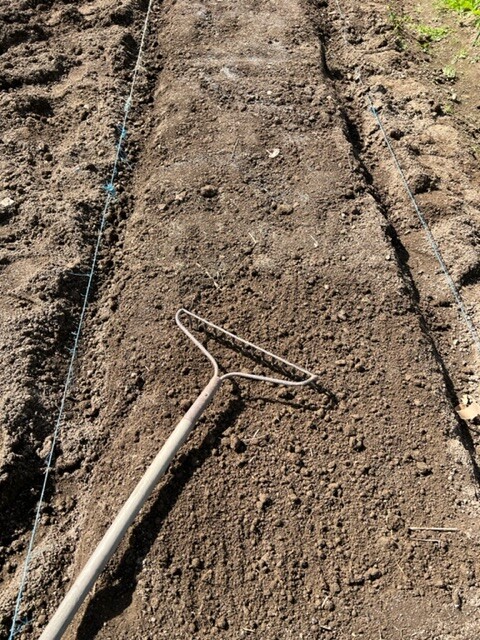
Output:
top-left (2, 1), bottom-right (480, 638)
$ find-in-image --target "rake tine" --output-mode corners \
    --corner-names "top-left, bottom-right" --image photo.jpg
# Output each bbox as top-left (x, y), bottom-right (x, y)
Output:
top-left (175, 308), bottom-right (317, 387)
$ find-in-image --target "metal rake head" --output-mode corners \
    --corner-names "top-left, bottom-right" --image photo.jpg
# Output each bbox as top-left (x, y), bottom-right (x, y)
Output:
top-left (175, 308), bottom-right (317, 387)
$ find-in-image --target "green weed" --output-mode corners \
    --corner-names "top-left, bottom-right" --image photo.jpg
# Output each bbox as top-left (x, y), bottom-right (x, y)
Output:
top-left (440, 0), bottom-right (480, 25)
top-left (413, 24), bottom-right (449, 40)
top-left (388, 8), bottom-right (410, 36)
top-left (388, 7), bottom-right (450, 48)
top-left (441, 0), bottom-right (480, 16)
top-left (388, 7), bottom-right (410, 31)
top-left (442, 63), bottom-right (458, 77)
top-left (387, 8), bottom-right (411, 48)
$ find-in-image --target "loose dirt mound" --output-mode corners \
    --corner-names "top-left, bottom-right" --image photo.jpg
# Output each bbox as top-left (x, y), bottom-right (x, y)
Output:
top-left (2, 1), bottom-right (480, 639)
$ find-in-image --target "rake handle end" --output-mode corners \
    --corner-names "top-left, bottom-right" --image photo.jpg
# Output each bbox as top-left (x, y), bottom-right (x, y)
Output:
top-left (39, 375), bottom-right (222, 640)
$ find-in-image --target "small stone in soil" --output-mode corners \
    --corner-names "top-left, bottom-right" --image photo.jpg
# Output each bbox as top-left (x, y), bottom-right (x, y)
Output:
top-left (200, 184), bottom-right (218, 198)
top-left (416, 462), bottom-right (432, 476)
top-left (365, 566), bottom-right (382, 581)
top-left (216, 616), bottom-right (229, 630)
top-left (0, 197), bottom-right (15, 214)
top-left (452, 588), bottom-right (462, 609)
top-left (278, 203), bottom-right (293, 215)
top-left (257, 493), bottom-right (271, 510)
top-left (230, 434), bottom-right (246, 453)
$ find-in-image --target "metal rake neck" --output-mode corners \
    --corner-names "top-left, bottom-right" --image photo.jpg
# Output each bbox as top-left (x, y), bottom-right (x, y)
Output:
top-left (175, 308), bottom-right (317, 387)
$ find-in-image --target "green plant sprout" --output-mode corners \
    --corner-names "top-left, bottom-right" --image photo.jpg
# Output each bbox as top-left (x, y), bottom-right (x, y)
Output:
top-left (441, 0), bottom-right (480, 18)
top-left (388, 7), bottom-right (410, 32)
top-left (442, 63), bottom-right (458, 77)
top-left (440, 0), bottom-right (480, 31)
top-left (413, 24), bottom-right (449, 40)
top-left (388, 6), bottom-right (450, 49)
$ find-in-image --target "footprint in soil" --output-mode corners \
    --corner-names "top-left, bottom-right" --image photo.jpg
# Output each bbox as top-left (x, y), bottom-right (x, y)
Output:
top-left (0, 23), bottom-right (49, 55)
top-left (0, 54), bottom-right (72, 90)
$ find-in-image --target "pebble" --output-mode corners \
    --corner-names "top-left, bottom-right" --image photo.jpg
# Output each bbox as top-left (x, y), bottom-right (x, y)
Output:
top-left (5, 560), bottom-right (16, 573)
top-left (200, 184), bottom-right (218, 198)
top-left (278, 203), bottom-right (293, 215)
top-left (230, 434), bottom-right (246, 453)
top-left (0, 196), bottom-right (15, 214)
top-left (324, 599), bottom-right (335, 611)
top-left (349, 436), bottom-right (365, 452)
top-left (365, 566), bottom-right (382, 581)
top-left (329, 580), bottom-right (341, 594)
top-left (216, 616), bottom-right (229, 630)
top-left (452, 588), bottom-right (462, 609)
top-left (36, 614), bottom-right (46, 627)
top-left (257, 493), bottom-right (271, 510)
top-left (389, 128), bottom-right (404, 140)
top-left (416, 462), bottom-right (432, 476)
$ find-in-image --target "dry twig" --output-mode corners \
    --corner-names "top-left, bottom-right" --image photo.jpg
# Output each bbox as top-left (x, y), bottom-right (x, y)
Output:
top-left (408, 526), bottom-right (458, 533)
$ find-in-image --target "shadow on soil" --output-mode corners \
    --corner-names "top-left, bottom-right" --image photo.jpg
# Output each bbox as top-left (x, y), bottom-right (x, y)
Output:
top-left (387, 226), bottom-right (480, 489)
top-left (76, 394), bottom-right (245, 638)
top-left (76, 379), bottom-right (327, 638)
top-left (335, 97), bottom-right (480, 491)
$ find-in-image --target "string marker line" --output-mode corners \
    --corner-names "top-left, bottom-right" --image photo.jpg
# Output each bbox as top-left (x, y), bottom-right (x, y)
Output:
top-left (333, 0), bottom-right (480, 358)
top-left (8, 1), bottom-right (156, 637)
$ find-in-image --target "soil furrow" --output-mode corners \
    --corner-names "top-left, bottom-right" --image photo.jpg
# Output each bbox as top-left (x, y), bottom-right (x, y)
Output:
top-left (0, 0), bottom-right (160, 634)
top-left (321, 0), bottom-right (480, 472)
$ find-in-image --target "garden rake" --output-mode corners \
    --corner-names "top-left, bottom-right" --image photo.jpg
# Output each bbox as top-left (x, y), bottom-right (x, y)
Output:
top-left (39, 308), bottom-right (317, 639)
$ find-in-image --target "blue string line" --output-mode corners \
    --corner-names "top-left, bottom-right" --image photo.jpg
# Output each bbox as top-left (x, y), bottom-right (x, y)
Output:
top-left (11, 616), bottom-right (31, 638)
top-left (334, 0), bottom-right (480, 358)
top-left (8, 0), bottom-right (156, 636)
top-left (368, 98), bottom-right (480, 355)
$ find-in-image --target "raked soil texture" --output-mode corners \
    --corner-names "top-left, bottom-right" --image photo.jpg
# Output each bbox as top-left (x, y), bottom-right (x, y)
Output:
top-left (1, 1), bottom-right (480, 639)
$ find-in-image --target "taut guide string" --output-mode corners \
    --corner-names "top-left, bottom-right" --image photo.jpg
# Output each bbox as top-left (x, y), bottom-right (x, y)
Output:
top-left (333, 0), bottom-right (480, 358)
top-left (8, 0), bottom-right (156, 636)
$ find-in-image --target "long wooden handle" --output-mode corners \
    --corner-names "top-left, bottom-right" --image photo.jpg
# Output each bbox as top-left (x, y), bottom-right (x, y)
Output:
top-left (39, 375), bottom-right (222, 640)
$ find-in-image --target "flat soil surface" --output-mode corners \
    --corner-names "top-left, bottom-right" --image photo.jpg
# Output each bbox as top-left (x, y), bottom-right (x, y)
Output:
top-left (2, 1), bottom-right (480, 638)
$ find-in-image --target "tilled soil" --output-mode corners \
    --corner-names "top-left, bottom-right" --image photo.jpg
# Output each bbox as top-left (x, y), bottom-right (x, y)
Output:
top-left (2, 1), bottom-right (480, 639)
